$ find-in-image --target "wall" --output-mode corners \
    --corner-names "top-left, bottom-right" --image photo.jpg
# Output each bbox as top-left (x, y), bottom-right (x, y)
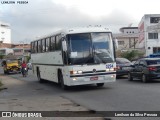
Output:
top-left (140, 14), bottom-right (160, 56)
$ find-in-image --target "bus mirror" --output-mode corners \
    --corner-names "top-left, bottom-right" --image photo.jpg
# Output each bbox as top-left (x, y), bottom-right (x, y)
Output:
top-left (113, 38), bottom-right (118, 49)
top-left (62, 40), bottom-right (67, 51)
top-left (61, 33), bottom-right (65, 37)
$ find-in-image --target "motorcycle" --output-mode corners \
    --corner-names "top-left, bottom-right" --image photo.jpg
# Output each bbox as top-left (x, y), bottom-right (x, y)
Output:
top-left (22, 67), bottom-right (28, 77)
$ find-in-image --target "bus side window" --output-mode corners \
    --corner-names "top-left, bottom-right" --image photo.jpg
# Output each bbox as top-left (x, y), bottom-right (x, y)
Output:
top-left (38, 40), bottom-right (42, 53)
top-left (34, 41), bottom-right (38, 53)
top-left (50, 36), bottom-right (56, 51)
top-left (46, 38), bottom-right (50, 52)
top-left (42, 39), bottom-right (46, 52)
top-left (56, 35), bottom-right (62, 50)
top-left (31, 42), bottom-right (34, 53)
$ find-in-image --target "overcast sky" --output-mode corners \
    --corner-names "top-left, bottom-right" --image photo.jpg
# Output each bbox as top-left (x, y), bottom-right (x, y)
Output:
top-left (0, 0), bottom-right (160, 43)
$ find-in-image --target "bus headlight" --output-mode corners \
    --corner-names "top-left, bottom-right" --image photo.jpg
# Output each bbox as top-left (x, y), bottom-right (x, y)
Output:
top-left (106, 68), bottom-right (115, 72)
top-left (70, 70), bottom-right (83, 74)
top-left (77, 70), bottom-right (83, 74)
top-left (110, 68), bottom-right (114, 71)
top-left (72, 78), bottom-right (77, 81)
top-left (106, 69), bottom-right (110, 71)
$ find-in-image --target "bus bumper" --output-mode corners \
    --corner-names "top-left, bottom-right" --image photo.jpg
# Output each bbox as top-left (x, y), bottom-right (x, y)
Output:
top-left (67, 74), bottom-right (116, 86)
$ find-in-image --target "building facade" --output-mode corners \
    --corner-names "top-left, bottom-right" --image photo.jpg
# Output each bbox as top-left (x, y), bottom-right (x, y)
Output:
top-left (138, 14), bottom-right (160, 56)
top-left (113, 27), bottom-right (139, 52)
top-left (0, 43), bottom-right (30, 56)
top-left (0, 21), bottom-right (11, 43)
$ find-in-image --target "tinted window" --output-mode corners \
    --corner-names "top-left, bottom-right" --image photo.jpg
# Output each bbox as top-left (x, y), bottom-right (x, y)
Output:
top-left (34, 41), bottom-right (38, 53)
top-left (46, 38), bottom-right (50, 52)
top-left (50, 36), bottom-right (56, 51)
top-left (56, 35), bottom-right (62, 50)
top-left (139, 60), bottom-right (146, 66)
top-left (146, 60), bottom-right (160, 65)
top-left (134, 60), bottom-right (139, 66)
top-left (38, 40), bottom-right (42, 53)
top-left (42, 39), bottom-right (46, 52)
top-left (68, 33), bottom-right (91, 52)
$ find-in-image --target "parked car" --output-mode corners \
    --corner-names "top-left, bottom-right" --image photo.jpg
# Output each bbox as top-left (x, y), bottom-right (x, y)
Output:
top-left (3, 59), bottom-right (21, 74)
top-left (128, 58), bottom-right (160, 83)
top-left (116, 58), bottom-right (132, 77)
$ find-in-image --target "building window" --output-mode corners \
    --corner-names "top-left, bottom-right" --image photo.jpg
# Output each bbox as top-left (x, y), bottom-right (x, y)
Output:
top-left (150, 17), bottom-right (160, 23)
top-left (118, 41), bottom-right (124, 45)
top-left (153, 47), bottom-right (160, 53)
top-left (148, 33), bottom-right (158, 39)
top-left (14, 50), bottom-right (22, 52)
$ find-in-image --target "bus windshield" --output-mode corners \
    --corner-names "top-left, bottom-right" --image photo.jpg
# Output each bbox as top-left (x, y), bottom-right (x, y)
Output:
top-left (67, 32), bottom-right (114, 65)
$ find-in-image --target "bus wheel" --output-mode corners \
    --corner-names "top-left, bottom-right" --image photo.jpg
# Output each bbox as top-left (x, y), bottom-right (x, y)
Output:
top-left (96, 83), bottom-right (104, 87)
top-left (37, 71), bottom-right (45, 83)
top-left (58, 71), bottom-right (68, 90)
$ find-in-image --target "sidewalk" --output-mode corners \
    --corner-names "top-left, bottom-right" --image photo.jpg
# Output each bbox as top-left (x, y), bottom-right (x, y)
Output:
top-left (0, 74), bottom-right (105, 120)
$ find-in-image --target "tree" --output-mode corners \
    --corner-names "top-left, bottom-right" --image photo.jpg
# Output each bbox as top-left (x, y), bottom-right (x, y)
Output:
top-left (0, 55), bottom-right (5, 60)
top-left (120, 50), bottom-right (144, 61)
top-left (26, 56), bottom-right (31, 62)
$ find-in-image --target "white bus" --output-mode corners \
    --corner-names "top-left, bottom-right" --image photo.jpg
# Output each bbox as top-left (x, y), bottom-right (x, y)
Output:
top-left (30, 26), bottom-right (116, 89)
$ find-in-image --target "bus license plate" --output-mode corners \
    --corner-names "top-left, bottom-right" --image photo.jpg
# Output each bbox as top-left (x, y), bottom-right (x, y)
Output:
top-left (90, 76), bottom-right (98, 81)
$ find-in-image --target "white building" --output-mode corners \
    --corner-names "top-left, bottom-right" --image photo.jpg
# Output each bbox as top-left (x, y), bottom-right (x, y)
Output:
top-left (0, 48), bottom-right (13, 55)
top-left (113, 27), bottom-right (139, 51)
top-left (138, 14), bottom-right (160, 56)
top-left (0, 21), bottom-right (11, 43)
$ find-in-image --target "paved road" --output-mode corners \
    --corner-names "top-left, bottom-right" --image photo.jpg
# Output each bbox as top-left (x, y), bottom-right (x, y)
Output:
top-left (1, 68), bottom-right (160, 120)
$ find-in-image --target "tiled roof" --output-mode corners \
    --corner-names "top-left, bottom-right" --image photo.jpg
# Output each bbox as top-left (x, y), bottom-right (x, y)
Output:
top-left (0, 43), bottom-right (30, 49)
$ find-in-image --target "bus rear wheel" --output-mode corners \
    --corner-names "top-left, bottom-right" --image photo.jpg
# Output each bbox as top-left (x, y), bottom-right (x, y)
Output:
top-left (37, 70), bottom-right (45, 83)
top-left (58, 71), bottom-right (68, 90)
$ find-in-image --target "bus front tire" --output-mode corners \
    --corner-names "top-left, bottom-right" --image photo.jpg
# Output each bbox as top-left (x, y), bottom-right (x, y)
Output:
top-left (58, 71), bottom-right (68, 90)
top-left (96, 83), bottom-right (104, 87)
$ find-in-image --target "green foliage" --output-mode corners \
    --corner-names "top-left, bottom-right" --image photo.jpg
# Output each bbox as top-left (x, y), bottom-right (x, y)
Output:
top-left (26, 56), bottom-right (31, 62)
top-left (120, 50), bottom-right (144, 61)
top-left (0, 55), bottom-right (5, 59)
